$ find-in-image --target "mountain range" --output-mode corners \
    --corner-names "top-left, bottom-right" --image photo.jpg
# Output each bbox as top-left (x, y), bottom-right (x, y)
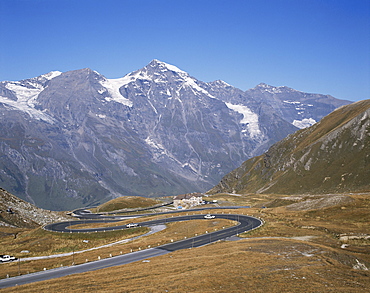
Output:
top-left (209, 99), bottom-right (370, 195)
top-left (0, 60), bottom-right (351, 210)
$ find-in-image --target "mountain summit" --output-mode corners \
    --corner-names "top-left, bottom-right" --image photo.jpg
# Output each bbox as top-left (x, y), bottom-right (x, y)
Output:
top-left (0, 60), bottom-right (351, 210)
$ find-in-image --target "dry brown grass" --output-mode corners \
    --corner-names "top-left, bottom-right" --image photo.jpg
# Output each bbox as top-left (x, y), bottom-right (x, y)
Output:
top-left (1, 193), bottom-right (369, 292)
top-left (0, 226), bottom-right (150, 278)
top-left (1, 238), bottom-right (369, 293)
top-left (92, 196), bottom-right (161, 213)
top-left (0, 217), bottom-right (235, 280)
top-left (206, 192), bottom-right (295, 208)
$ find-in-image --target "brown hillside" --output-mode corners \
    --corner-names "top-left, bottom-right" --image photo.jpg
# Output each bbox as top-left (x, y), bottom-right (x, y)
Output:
top-left (94, 196), bottom-right (161, 212)
top-left (209, 100), bottom-right (370, 195)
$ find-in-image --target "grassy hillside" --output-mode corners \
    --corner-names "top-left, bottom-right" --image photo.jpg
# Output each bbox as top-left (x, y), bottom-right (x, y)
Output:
top-left (93, 196), bottom-right (162, 212)
top-left (209, 100), bottom-right (370, 195)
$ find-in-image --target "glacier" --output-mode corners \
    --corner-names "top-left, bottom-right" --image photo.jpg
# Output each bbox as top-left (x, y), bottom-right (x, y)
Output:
top-left (225, 102), bottom-right (261, 138)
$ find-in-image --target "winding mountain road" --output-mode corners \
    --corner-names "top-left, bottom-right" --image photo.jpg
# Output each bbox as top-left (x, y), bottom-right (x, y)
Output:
top-left (0, 209), bottom-right (262, 289)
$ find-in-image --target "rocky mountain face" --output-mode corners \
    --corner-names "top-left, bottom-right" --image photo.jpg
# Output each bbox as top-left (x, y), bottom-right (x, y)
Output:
top-left (209, 100), bottom-right (370, 195)
top-left (0, 188), bottom-right (70, 228)
top-left (0, 60), bottom-right (351, 210)
top-left (245, 83), bottom-right (351, 128)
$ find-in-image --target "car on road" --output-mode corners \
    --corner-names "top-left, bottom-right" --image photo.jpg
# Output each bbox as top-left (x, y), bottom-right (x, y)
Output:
top-left (204, 214), bottom-right (215, 219)
top-left (0, 255), bottom-right (17, 262)
top-left (126, 223), bottom-right (139, 228)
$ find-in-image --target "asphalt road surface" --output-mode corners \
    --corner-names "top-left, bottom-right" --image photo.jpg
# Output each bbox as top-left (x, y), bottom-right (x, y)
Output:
top-left (0, 212), bottom-right (262, 289)
top-left (71, 205), bottom-right (250, 219)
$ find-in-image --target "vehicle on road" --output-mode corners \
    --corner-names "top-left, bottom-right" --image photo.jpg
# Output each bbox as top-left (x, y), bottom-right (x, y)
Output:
top-left (126, 223), bottom-right (139, 228)
top-left (0, 255), bottom-right (17, 262)
top-left (204, 214), bottom-right (215, 219)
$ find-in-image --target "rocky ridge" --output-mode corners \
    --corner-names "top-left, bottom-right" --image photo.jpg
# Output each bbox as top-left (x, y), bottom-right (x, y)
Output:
top-left (0, 188), bottom-right (70, 228)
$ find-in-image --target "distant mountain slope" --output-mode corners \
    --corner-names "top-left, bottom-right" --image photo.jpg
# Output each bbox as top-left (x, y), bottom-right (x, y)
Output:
top-left (0, 60), bottom-right (352, 210)
top-left (209, 100), bottom-right (370, 195)
top-left (245, 83), bottom-right (351, 128)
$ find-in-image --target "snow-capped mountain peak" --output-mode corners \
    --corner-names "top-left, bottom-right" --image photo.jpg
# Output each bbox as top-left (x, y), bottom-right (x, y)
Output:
top-left (151, 60), bottom-right (217, 98)
top-left (110, 59), bottom-right (217, 100)
top-left (41, 71), bottom-right (62, 80)
top-left (212, 80), bottom-right (232, 87)
top-left (149, 59), bottom-right (188, 76)
top-left (255, 83), bottom-right (287, 94)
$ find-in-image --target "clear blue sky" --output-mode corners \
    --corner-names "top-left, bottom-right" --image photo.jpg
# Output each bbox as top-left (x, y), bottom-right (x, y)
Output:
top-left (1, 0), bottom-right (369, 101)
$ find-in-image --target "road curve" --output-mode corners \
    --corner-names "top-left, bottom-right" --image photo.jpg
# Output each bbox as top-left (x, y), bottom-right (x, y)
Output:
top-left (0, 212), bottom-right (262, 289)
top-left (71, 206), bottom-right (251, 219)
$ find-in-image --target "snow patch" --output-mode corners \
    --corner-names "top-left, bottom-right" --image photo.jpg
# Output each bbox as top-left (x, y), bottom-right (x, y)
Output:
top-left (283, 100), bottom-right (301, 105)
top-left (42, 71), bottom-right (62, 80)
top-left (145, 137), bottom-right (165, 151)
top-left (1, 82), bottom-right (55, 123)
top-left (183, 76), bottom-right (216, 98)
top-left (5, 83), bottom-right (43, 103)
top-left (225, 103), bottom-right (261, 138)
top-left (293, 118), bottom-right (316, 129)
top-left (258, 83), bottom-right (284, 94)
top-left (99, 77), bottom-right (133, 107)
top-left (213, 80), bottom-right (231, 87)
top-left (182, 162), bottom-right (197, 173)
top-left (129, 69), bottom-right (152, 82)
